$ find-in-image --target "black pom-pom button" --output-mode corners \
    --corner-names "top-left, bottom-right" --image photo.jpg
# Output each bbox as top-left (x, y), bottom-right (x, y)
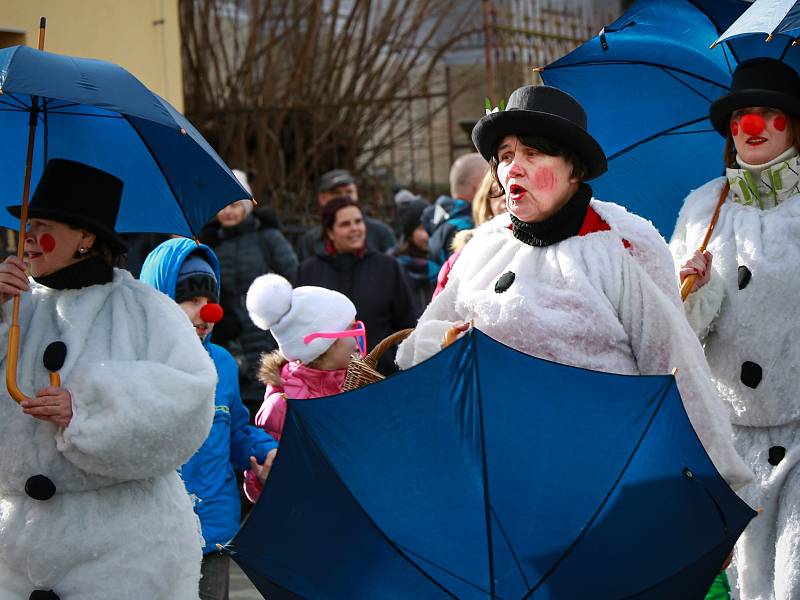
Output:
top-left (43, 341), bottom-right (67, 373)
top-left (768, 446), bottom-right (786, 466)
top-left (29, 590), bottom-right (60, 600)
top-left (25, 475), bottom-right (56, 501)
top-left (494, 271), bottom-right (516, 293)
top-left (738, 265), bottom-right (752, 290)
top-left (740, 361), bottom-right (762, 389)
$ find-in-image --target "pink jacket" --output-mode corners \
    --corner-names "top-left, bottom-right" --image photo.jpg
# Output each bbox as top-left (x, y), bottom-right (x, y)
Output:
top-left (432, 250), bottom-right (461, 298)
top-left (244, 360), bottom-right (346, 502)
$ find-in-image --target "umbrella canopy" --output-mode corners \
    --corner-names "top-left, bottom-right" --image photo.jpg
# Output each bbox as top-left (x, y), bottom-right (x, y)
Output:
top-left (716, 0), bottom-right (800, 43)
top-left (541, 0), bottom-right (752, 237)
top-left (225, 329), bottom-right (756, 599)
top-left (0, 45), bottom-right (248, 237)
top-left (714, 0), bottom-right (800, 74)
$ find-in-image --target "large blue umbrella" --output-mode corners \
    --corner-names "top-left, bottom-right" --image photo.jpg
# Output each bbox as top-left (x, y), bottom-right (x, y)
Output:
top-left (225, 329), bottom-right (756, 599)
top-left (0, 44), bottom-right (248, 237)
top-left (540, 0), bottom-right (751, 237)
top-left (0, 39), bottom-right (248, 404)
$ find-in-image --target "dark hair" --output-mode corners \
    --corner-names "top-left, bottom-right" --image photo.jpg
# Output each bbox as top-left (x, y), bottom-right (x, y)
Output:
top-left (489, 135), bottom-right (588, 196)
top-left (722, 113), bottom-right (800, 168)
top-left (320, 196), bottom-right (363, 241)
top-left (68, 225), bottom-right (125, 268)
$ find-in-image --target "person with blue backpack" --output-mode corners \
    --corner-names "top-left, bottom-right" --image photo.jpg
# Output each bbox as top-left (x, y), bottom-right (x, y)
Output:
top-left (140, 238), bottom-right (278, 600)
top-left (423, 152), bottom-right (488, 268)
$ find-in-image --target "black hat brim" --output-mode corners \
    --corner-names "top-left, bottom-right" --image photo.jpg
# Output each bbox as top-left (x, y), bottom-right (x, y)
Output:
top-left (472, 109), bottom-right (608, 180)
top-left (710, 89), bottom-right (800, 135)
top-left (7, 205), bottom-right (128, 254)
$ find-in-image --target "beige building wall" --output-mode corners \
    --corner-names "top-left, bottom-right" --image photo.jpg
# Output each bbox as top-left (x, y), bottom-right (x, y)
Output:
top-left (0, 0), bottom-right (183, 112)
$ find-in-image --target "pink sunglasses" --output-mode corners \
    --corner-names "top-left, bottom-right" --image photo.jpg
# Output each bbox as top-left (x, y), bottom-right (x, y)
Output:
top-left (303, 320), bottom-right (368, 358)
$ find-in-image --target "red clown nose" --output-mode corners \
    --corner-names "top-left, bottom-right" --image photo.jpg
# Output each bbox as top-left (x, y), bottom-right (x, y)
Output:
top-left (39, 234), bottom-right (56, 253)
top-left (199, 303), bottom-right (224, 324)
top-left (741, 114), bottom-right (766, 136)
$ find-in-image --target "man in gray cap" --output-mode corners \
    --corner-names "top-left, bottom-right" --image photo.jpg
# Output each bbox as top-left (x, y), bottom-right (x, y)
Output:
top-left (297, 169), bottom-right (396, 261)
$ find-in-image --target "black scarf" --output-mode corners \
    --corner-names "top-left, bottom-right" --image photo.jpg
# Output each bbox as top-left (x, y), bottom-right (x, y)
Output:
top-left (511, 183), bottom-right (592, 247)
top-left (33, 256), bottom-right (113, 290)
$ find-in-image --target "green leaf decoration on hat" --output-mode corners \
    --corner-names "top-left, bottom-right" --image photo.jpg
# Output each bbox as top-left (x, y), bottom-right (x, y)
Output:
top-left (485, 98), bottom-right (505, 116)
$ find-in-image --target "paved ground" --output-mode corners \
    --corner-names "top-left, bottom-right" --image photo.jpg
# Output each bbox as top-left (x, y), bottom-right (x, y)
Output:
top-left (230, 561), bottom-right (264, 600)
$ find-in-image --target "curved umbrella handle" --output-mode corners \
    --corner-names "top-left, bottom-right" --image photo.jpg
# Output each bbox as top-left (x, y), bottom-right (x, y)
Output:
top-left (680, 182), bottom-right (729, 302)
top-left (6, 18), bottom-right (47, 404)
top-left (6, 307), bottom-right (31, 404)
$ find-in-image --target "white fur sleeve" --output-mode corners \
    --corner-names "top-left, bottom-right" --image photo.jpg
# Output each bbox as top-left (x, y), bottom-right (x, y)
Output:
top-left (55, 294), bottom-right (216, 480)
top-left (669, 182), bottom-right (725, 339)
top-left (396, 271), bottom-right (462, 370)
top-left (682, 268), bottom-right (724, 339)
top-left (618, 254), bottom-right (753, 490)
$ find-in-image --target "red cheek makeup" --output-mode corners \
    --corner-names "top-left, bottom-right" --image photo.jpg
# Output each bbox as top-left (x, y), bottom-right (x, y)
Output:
top-left (39, 234), bottom-right (55, 253)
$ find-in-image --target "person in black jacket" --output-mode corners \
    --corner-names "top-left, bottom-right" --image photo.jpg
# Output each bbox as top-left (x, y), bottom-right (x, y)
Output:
top-left (297, 196), bottom-right (417, 374)
top-left (297, 169), bottom-right (396, 261)
top-left (202, 169), bottom-right (299, 416)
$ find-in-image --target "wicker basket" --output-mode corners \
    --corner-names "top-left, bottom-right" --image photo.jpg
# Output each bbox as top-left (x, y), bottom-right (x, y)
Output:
top-left (342, 328), bottom-right (414, 391)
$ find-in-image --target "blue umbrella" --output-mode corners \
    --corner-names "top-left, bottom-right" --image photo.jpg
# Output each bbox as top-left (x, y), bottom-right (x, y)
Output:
top-left (225, 329), bottom-right (756, 599)
top-left (540, 0), bottom-right (751, 237)
top-left (715, 0), bottom-right (800, 44)
top-left (712, 0), bottom-right (800, 77)
top-left (0, 37), bottom-right (248, 404)
top-left (0, 44), bottom-right (248, 237)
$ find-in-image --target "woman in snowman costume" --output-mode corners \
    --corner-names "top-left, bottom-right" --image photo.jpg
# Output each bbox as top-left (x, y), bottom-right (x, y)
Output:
top-left (397, 85), bottom-right (752, 493)
top-left (671, 58), bottom-right (800, 600)
top-left (0, 159), bottom-right (216, 600)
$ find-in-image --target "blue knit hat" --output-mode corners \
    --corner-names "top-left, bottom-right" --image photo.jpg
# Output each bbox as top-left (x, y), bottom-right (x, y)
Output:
top-left (175, 254), bottom-right (219, 304)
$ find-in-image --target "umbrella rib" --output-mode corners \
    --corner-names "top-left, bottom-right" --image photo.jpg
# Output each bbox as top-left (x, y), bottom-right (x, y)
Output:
top-left (720, 42), bottom-right (737, 78)
top-left (122, 115), bottom-right (197, 237)
top-left (1, 92), bottom-right (31, 111)
top-left (606, 116), bottom-right (711, 162)
top-left (288, 407), bottom-right (462, 600)
top-left (521, 380), bottom-right (674, 599)
top-left (658, 66), bottom-right (716, 104)
top-left (472, 332), bottom-right (497, 600)
top-left (543, 60), bottom-right (729, 91)
top-left (43, 111), bottom-right (124, 119)
top-left (489, 505), bottom-right (531, 590)
top-left (662, 128), bottom-right (717, 137)
top-left (44, 100), bottom-right (81, 111)
top-left (394, 543), bottom-right (498, 597)
top-left (780, 36), bottom-right (794, 62)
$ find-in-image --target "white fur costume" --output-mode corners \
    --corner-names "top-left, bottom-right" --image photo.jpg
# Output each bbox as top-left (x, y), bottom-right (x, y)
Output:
top-left (397, 201), bottom-right (753, 491)
top-left (0, 269), bottom-right (215, 599)
top-left (671, 177), bottom-right (800, 600)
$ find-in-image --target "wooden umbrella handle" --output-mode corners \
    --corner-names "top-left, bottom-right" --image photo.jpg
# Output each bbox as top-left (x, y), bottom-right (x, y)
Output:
top-left (680, 182), bottom-right (729, 302)
top-left (6, 17), bottom-right (47, 404)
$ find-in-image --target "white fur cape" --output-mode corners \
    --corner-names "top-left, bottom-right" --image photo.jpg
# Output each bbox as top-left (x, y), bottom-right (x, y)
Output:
top-left (671, 178), bottom-right (800, 600)
top-left (398, 200), bottom-right (753, 491)
top-left (0, 269), bottom-right (215, 599)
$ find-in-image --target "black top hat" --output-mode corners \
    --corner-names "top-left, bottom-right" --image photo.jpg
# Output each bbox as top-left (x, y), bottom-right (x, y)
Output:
top-left (8, 159), bottom-right (127, 254)
top-left (471, 85), bottom-right (607, 180)
top-left (710, 58), bottom-right (800, 136)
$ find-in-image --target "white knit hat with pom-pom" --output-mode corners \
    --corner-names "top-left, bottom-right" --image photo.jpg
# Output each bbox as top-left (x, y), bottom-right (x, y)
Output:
top-left (246, 274), bottom-right (357, 364)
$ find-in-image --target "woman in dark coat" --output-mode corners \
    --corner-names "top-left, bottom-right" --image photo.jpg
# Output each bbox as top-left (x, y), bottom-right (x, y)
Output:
top-left (297, 196), bottom-right (417, 373)
top-left (202, 170), bottom-right (298, 414)
top-left (391, 198), bottom-right (438, 316)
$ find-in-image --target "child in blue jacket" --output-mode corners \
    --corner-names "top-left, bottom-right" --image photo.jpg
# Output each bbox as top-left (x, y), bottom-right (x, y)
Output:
top-left (141, 238), bottom-right (278, 600)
